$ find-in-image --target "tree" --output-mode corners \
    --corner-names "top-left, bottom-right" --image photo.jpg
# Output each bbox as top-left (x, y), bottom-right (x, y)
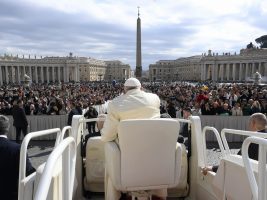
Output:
top-left (255, 35), bottom-right (267, 48)
top-left (246, 42), bottom-right (254, 49)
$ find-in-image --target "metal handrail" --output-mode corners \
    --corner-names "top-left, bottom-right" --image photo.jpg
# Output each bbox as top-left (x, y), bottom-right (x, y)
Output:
top-left (175, 118), bottom-right (192, 124)
top-left (18, 128), bottom-right (61, 200)
top-left (81, 117), bottom-right (192, 124)
top-left (80, 118), bottom-right (99, 123)
top-left (242, 137), bottom-right (267, 200)
top-left (221, 128), bottom-right (267, 155)
top-left (55, 126), bottom-right (72, 146)
top-left (202, 126), bottom-right (225, 165)
top-left (34, 137), bottom-right (76, 200)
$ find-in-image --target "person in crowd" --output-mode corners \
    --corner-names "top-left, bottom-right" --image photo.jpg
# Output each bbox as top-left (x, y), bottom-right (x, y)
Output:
top-left (201, 101), bottom-right (212, 115)
top-left (231, 102), bottom-right (243, 116)
top-left (179, 107), bottom-right (192, 138)
top-left (67, 102), bottom-right (80, 126)
top-left (191, 102), bottom-right (201, 116)
top-left (219, 103), bottom-right (232, 116)
top-left (250, 100), bottom-right (261, 114)
top-left (101, 78), bottom-right (165, 200)
top-left (241, 99), bottom-right (252, 116)
top-left (167, 101), bottom-right (176, 118)
top-left (210, 101), bottom-right (221, 115)
top-left (179, 107), bottom-right (192, 157)
top-left (76, 102), bottom-right (83, 115)
top-left (202, 113), bottom-right (267, 175)
top-left (84, 103), bottom-right (98, 135)
top-left (82, 114), bottom-right (107, 157)
top-left (12, 99), bottom-right (28, 143)
top-left (0, 115), bottom-right (35, 200)
top-left (160, 113), bottom-right (184, 143)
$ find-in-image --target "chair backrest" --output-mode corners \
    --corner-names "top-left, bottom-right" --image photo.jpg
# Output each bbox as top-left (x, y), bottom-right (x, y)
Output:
top-left (118, 119), bottom-right (180, 190)
top-left (212, 155), bottom-right (257, 200)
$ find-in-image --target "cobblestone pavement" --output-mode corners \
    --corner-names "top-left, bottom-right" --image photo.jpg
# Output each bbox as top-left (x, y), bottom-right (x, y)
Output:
top-left (27, 140), bottom-right (55, 168)
top-left (27, 140), bottom-right (242, 169)
top-left (205, 142), bottom-right (241, 166)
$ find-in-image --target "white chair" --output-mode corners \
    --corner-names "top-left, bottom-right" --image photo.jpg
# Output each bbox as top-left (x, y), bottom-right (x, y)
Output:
top-left (105, 119), bottom-right (183, 199)
top-left (84, 136), bottom-right (105, 192)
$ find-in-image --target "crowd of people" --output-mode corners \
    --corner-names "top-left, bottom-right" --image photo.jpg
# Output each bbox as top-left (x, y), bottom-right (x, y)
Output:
top-left (147, 82), bottom-right (267, 117)
top-left (0, 82), bottom-right (124, 116)
top-left (1, 79), bottom-right (267, 200)
top-left (0, 81), bottom-right (266, 118)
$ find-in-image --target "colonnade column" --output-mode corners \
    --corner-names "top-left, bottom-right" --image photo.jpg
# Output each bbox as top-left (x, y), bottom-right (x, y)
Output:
top-left (0, 67), bottom-right (2, 85)
top-left (239, 63), bottom-right (242, 81)
top-left (226, 63), bottom-right (230, 81)
top-left (203, 64), bottom-right (206, 80)
top-left (66, 66), bottom-right (69, 82)
top-left (41, 67), bottom-right (44, 83)
top-left (9, 66), bottom-right (13, 83)
top-left (200, 64), bottom-right (203, 80)
top-left (4, 66), bottom-right (8, 83)
top-left (46, 67), bottom-right (49, 83)
top-left (52, 67), bottom-right (55, 82)
top-left (222, 65), bottom-right (225, 81)
top-left (17, 66), bottom-right (21, 83)
top-left (29, 66), bottom-right (32, 81)
top-left (77, 65), bottom-right (80, 82)
top-left (232, 63), bottom-right (236, 81)
top-left (252, 63), bottom-right (255, 75)
top-left (245, 63), bottom-right (248, 80)
top-left (57, 67), bottom-right (60, 82)
top-left (23, 66), bottom-right (26, 78)
top-left (35, 66), bottom-right (38, 83)
top-left (214, 64), bottom-right (218, 81)
top-left (258, 62), bottom-right (262, 74)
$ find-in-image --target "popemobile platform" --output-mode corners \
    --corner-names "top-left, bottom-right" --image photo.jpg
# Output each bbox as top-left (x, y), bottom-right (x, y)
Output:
top-left (17, 115), bottom-right (267, 200)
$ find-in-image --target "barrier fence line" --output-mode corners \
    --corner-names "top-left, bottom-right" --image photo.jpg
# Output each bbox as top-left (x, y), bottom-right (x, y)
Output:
top-left (6, 115), bottom-right (252, 141)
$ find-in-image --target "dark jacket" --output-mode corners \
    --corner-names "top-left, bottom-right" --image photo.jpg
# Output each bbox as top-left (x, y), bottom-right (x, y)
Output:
top-left (67, 108), bottom-right (80, 126)
top-left (84, 107), bottom-right (98, 119)
top-left (12, 105), bottom-right (28, 128)
top-left (0, 137), bottom-right (35, 200)
top-left (237, 129), bottom-right (267, 160)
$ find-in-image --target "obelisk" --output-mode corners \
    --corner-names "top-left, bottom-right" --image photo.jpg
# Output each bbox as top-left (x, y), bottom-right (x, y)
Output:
top-left (135, 7), bottom-right (142, 79)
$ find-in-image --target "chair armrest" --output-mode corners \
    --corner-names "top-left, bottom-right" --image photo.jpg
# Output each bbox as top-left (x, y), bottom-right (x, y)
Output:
top-left (105, 141), bottom-right (122, 190)
top-left (173, 142), bottom-right (183, 187)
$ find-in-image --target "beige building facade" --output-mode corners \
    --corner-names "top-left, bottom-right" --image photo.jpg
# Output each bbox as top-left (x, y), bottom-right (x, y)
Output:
top-left (104, 60), bottom-right (131, 81)
top-left (149, 48), bottom-right (267, 82)
top-left (149, 56), bottom-right (202, 81)
top-left (0, 53), bottom-right (131, 85)
top-left (79, 58), bottom-right (107, 82)
top-left (0, 53), bottom-right (79, 85)
top-left (201, 49), bottom-right (267, 82)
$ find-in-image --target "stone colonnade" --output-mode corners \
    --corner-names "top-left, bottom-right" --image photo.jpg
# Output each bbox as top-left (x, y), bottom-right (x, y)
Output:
top-left (201, 62), bottom-right (267, 81)
top-left (0, 65), bottom-right (80, 85)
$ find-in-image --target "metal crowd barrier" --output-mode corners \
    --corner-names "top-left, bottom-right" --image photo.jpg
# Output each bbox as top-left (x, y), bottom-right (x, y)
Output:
top-left (242, 137), bottom-right (267, 200)
top-left (5, 115), bottom-right (252, 142)
top-left (34, 137), bottom-right (76, 200)
top-left (18, 128), bottom-right (61, 200)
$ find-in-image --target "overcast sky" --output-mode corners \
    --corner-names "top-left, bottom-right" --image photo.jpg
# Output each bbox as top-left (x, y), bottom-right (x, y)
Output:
top-left (0, 0), bottom-right (267, 70)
